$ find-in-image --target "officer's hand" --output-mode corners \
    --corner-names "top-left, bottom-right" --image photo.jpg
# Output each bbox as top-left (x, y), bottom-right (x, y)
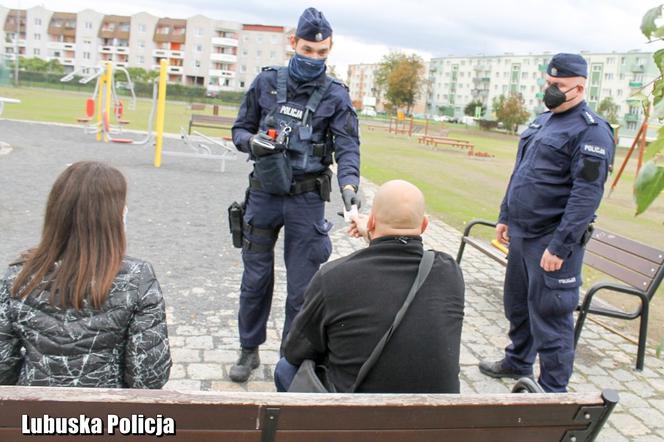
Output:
top-left (250, 134), bottom-right (277, 157)
top-left (496, 223), bottom-right (510, 245)
top-left (348, 214), bottom-right (369, 241)
top-left (342, 186), bottom-right (361, 211)
top-left (540, 249), bottom-right (564, 272)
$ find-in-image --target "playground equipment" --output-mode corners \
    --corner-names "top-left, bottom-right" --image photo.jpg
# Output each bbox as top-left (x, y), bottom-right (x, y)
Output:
top-left (609, 105), bottom-right (646, 195)
top-left (0, 58), bottom-right (10, 87)
top-left (61, 63), bottom-right (137, 135)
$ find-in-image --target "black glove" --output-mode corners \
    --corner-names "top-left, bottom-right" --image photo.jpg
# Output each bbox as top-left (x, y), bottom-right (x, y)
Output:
top-left (250, 134), bottom-right (279, 157)
top-left (342, 187), bottom-right (360, 211)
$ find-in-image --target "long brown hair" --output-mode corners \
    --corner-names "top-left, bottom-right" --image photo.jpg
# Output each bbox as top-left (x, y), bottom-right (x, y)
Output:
top-left (11, 161), bottom-right (127, 310)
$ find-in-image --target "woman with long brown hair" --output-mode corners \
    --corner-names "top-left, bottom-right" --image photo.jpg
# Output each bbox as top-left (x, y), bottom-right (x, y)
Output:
top-left (0, 161), bottom-right (171, 388)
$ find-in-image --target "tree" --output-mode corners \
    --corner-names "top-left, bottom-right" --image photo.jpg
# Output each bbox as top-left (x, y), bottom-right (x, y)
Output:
top-left (633, 4), bottom-right (664, 217)
top-left (375, 52), bottom-right (425, 114)
top-left (597, 97), bottom-right (619, 125)
top-left (493, 93), bottom-right (530, 133)
top-left (464, 100), bottom-right (486, 117)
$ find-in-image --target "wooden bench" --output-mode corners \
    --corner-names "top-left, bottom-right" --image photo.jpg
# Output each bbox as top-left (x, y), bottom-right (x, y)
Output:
top-left (417, 135), bottom-right (474, 150)
top-left (0, 384), bottom-right (618, 441)
top-left (188, 114), bottom-right (235, 135)
top-left (456, 219), bottom-right (664, 370)
top-left (189, 103), bottom-right (206, 112)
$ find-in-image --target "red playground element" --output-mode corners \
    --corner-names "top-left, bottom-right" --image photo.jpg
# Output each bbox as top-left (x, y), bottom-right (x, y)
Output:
top-left (86, 98), bottom-right (95, 118)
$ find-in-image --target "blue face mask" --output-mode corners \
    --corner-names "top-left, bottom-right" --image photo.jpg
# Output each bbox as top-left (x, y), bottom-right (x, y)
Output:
top-left (288, 53), bottom-right (327, 83)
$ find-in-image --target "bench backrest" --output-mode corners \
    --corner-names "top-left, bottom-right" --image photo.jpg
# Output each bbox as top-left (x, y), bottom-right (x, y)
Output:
top-left (585, 228), bottom-right (664, 295)
top-left (0, 387), bottom-right (617, 442)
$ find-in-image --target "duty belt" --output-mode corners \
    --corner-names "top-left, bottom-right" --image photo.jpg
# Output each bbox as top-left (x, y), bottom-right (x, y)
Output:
top-left (249, 169), bottom-right (332, 195)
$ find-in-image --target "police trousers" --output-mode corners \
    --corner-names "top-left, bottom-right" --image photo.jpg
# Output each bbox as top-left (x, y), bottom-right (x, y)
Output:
top-left (503, 233), bottom-right (584, 392)
top-left (238, 189), bottom-right (332, 349)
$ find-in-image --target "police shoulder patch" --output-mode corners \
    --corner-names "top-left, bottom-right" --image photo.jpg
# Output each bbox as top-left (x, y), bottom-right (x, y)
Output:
top-left (582, 144), bottom-right (607, 158)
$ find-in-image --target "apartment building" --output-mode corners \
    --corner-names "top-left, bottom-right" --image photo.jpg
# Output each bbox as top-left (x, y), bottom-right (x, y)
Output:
top-left (0, 4), bottom-right (290, 92)
top-left (426, 51), bottom-right (657, 137)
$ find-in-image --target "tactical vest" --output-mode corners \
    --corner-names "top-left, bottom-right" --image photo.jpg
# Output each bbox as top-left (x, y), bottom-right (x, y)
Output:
top-left (264, 67), bottom-right (334, 174)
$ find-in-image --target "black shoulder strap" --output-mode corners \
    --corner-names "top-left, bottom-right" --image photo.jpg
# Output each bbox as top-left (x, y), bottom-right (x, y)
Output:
top-left (350, 250), bottom-right (435, 392)
top-left (305, 76), bottom-right (334, 114)
top-left (276, 67), bottom-right (288, 104)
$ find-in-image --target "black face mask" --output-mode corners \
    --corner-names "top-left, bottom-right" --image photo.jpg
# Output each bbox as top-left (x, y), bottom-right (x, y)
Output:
top-left (543, 84), bottom-right (578, 110)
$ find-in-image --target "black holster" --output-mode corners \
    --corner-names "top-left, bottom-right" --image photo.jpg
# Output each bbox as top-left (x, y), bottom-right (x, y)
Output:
top-left (228, 201), bottom-right (245, 248)
top-left (316, 169), bottom-right (332, 202)
top-left (581, 224), bottom-right (595, 247)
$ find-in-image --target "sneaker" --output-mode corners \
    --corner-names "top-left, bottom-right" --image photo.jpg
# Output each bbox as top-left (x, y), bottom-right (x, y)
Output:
top-left (478, 359), bottom-right (532, 380)
top-left (229, 347), bottom-right (260, 383)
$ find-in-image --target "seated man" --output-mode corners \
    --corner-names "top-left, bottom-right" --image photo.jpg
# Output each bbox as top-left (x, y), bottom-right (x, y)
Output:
top-left (274, 180), bottom-right (465, 393)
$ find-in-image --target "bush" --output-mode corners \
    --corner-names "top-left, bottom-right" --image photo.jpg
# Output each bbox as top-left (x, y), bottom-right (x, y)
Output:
top-left (477, 119), bottom-right (499, 131)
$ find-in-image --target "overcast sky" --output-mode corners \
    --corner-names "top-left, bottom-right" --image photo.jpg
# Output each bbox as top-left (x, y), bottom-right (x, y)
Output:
top-left (5, 1), bottom-right (658, 77)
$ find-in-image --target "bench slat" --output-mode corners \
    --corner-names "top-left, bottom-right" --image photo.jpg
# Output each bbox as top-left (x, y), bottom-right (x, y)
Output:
top-left (592, 228), bottom-right (664, 265)
top-left (464, 237), bottom-right (508, 266)
top-left (586, 239), bottom-right (659, 279)
top-left (584, 252), bottom-right (652, 292)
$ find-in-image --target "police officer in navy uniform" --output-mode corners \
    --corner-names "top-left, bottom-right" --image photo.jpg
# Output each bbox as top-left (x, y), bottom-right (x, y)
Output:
top-left (229, 7), bottom-right (360, 382)
top-left (479, 54), bottom-right (615, 392)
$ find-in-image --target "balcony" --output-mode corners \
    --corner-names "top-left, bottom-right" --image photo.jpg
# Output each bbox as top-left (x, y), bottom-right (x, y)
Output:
top-left (473, 64), bottom-right (488, 71)
top-left (169, 51), bottom-right (183, 59)
top-left (47, 42), bottom-right (75, 51)
top-left (630, 64), bottom-right (645, 73)
top-left (152, 49), bottom-right (168, 57)
top-left (209, 69), bottom-right (235, 78)
top-left (115, 61), bottom-right (128, 68)
top-left (210, 53), bottom-right (237, 63)
top-left (211, 37), bottom-right (238, 47)
top-left (99, 46), bottom-right (113, 54)
top-left (62, 58), bottom-right (75, 66)
top-left (536, 78), bottom-right (546, 86)
top-left (535, 92), bottom-right (544, 99)
top-left (115, 47), bottom-right (129, 54)
top-left (168, 66), bottom-right (183, 74)
top-left (624, 113), bottom-right (639, 123)
top-left (629, 81), bottom-right (643, 88)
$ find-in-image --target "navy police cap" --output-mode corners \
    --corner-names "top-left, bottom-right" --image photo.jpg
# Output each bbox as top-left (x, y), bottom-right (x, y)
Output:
top-left (295, 7), bottom-right (332, 42)
top-left (547, 53), bottom-right (588, 78)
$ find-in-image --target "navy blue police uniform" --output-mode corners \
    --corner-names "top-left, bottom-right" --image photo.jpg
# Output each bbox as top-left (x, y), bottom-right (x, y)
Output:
top-left (231, 9), bottom-right (360, 359)
top-left (494, 54), bottom-right (614, 392)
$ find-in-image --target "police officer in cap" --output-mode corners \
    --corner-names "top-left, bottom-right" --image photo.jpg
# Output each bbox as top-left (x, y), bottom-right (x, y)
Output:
top-left (229, 7), bottom-right (360, 382)
top-left (479, 53), bottom-right (614, 392)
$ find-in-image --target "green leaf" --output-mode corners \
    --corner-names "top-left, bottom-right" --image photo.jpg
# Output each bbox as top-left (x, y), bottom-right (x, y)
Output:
top-left (655, 49), bottom-right (664, 72)
top-left (641, 5), bottom-right (663, 40)
top-left (634, 161), bottom-right (664, 215)
top-left (645, 127), bottom-right (664, 161)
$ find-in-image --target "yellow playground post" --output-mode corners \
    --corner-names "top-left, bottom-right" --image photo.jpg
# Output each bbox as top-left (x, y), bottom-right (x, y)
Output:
top-left (104, 61), bottom-right (112, 143)
top-left (153, 59), bottom-right (168, 168)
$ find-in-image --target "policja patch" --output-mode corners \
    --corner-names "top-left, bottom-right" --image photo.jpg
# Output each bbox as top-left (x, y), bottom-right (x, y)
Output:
top-left (278, 103), bottom-right (305, 121)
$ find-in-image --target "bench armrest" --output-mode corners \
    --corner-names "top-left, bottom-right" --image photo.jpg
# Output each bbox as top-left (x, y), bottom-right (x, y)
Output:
top-left (456, 219), bottom-right (498, 264)
top-left (578, 282), bottom-right (649, 319)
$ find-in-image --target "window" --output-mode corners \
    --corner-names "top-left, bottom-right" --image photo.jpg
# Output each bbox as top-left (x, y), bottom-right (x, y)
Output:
top-left (242, 49), bottom-right (248, 56)
top-left (85, 21), bottom-right (92, 30)
top-left (270, 50), bottom-right (276, 59)
top-left (257, 35), bottom-right (263, 43)
top-left (34, 33), bottom-right (40, 40)
top-left (271, 35), bottom-right (278, 44)
top-left (196, 44), bottom-right (202, 52)
top-left (604, 73), bottom-right (614, 80)
top-left (607, 57), bottom-right (615, 64)
top-left (35, 18), bottom-right (42, 26)
top-left (83, 39), bottom-right (91, 46)
top-left (256, 49), bottom-right (262, 58)
top-left (33, 48), bottom-right (40, 55)
top-left (195, 60), bottom-right (201, 68)
top-left (83, 52), bottom-right (91, 59)
top-left (138, 55), bottom-right (144, 64)
top-left (139, 40), bottom-right (145, 48)
top-left (603, 88), bottom-right (611, 96)
top-left (240, 81), bottom-right (245, 88)
top-left (139, 24), bottom-right (146, 32)
top-left (617, 89), bottom-right (623, 97)
top-left (240, 65), bottom-right (246, 73)
top-left (196, 27), bottom-right (203, 37)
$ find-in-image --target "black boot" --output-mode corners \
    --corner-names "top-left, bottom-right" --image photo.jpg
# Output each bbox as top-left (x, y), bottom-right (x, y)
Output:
top-left (229, 347), bottom-right (260, 383)
top-left (479, 359), bottom-right (532, 380)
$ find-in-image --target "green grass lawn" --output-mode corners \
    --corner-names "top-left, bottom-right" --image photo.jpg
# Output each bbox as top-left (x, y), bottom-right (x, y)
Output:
top-left (2, 86), bottom-right (663, 349)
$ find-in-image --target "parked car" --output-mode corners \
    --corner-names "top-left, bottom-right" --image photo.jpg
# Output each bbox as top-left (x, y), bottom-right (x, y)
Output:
top-left (360, 107), bottom-right (377, 117)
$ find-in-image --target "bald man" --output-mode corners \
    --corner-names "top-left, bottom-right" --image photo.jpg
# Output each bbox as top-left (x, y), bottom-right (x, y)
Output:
top-left (275, 180), bottom-right (465, 393)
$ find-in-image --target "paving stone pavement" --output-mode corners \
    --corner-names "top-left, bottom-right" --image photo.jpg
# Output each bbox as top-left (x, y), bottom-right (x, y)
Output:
top-left (1, 120), bottom-right (663, 440)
